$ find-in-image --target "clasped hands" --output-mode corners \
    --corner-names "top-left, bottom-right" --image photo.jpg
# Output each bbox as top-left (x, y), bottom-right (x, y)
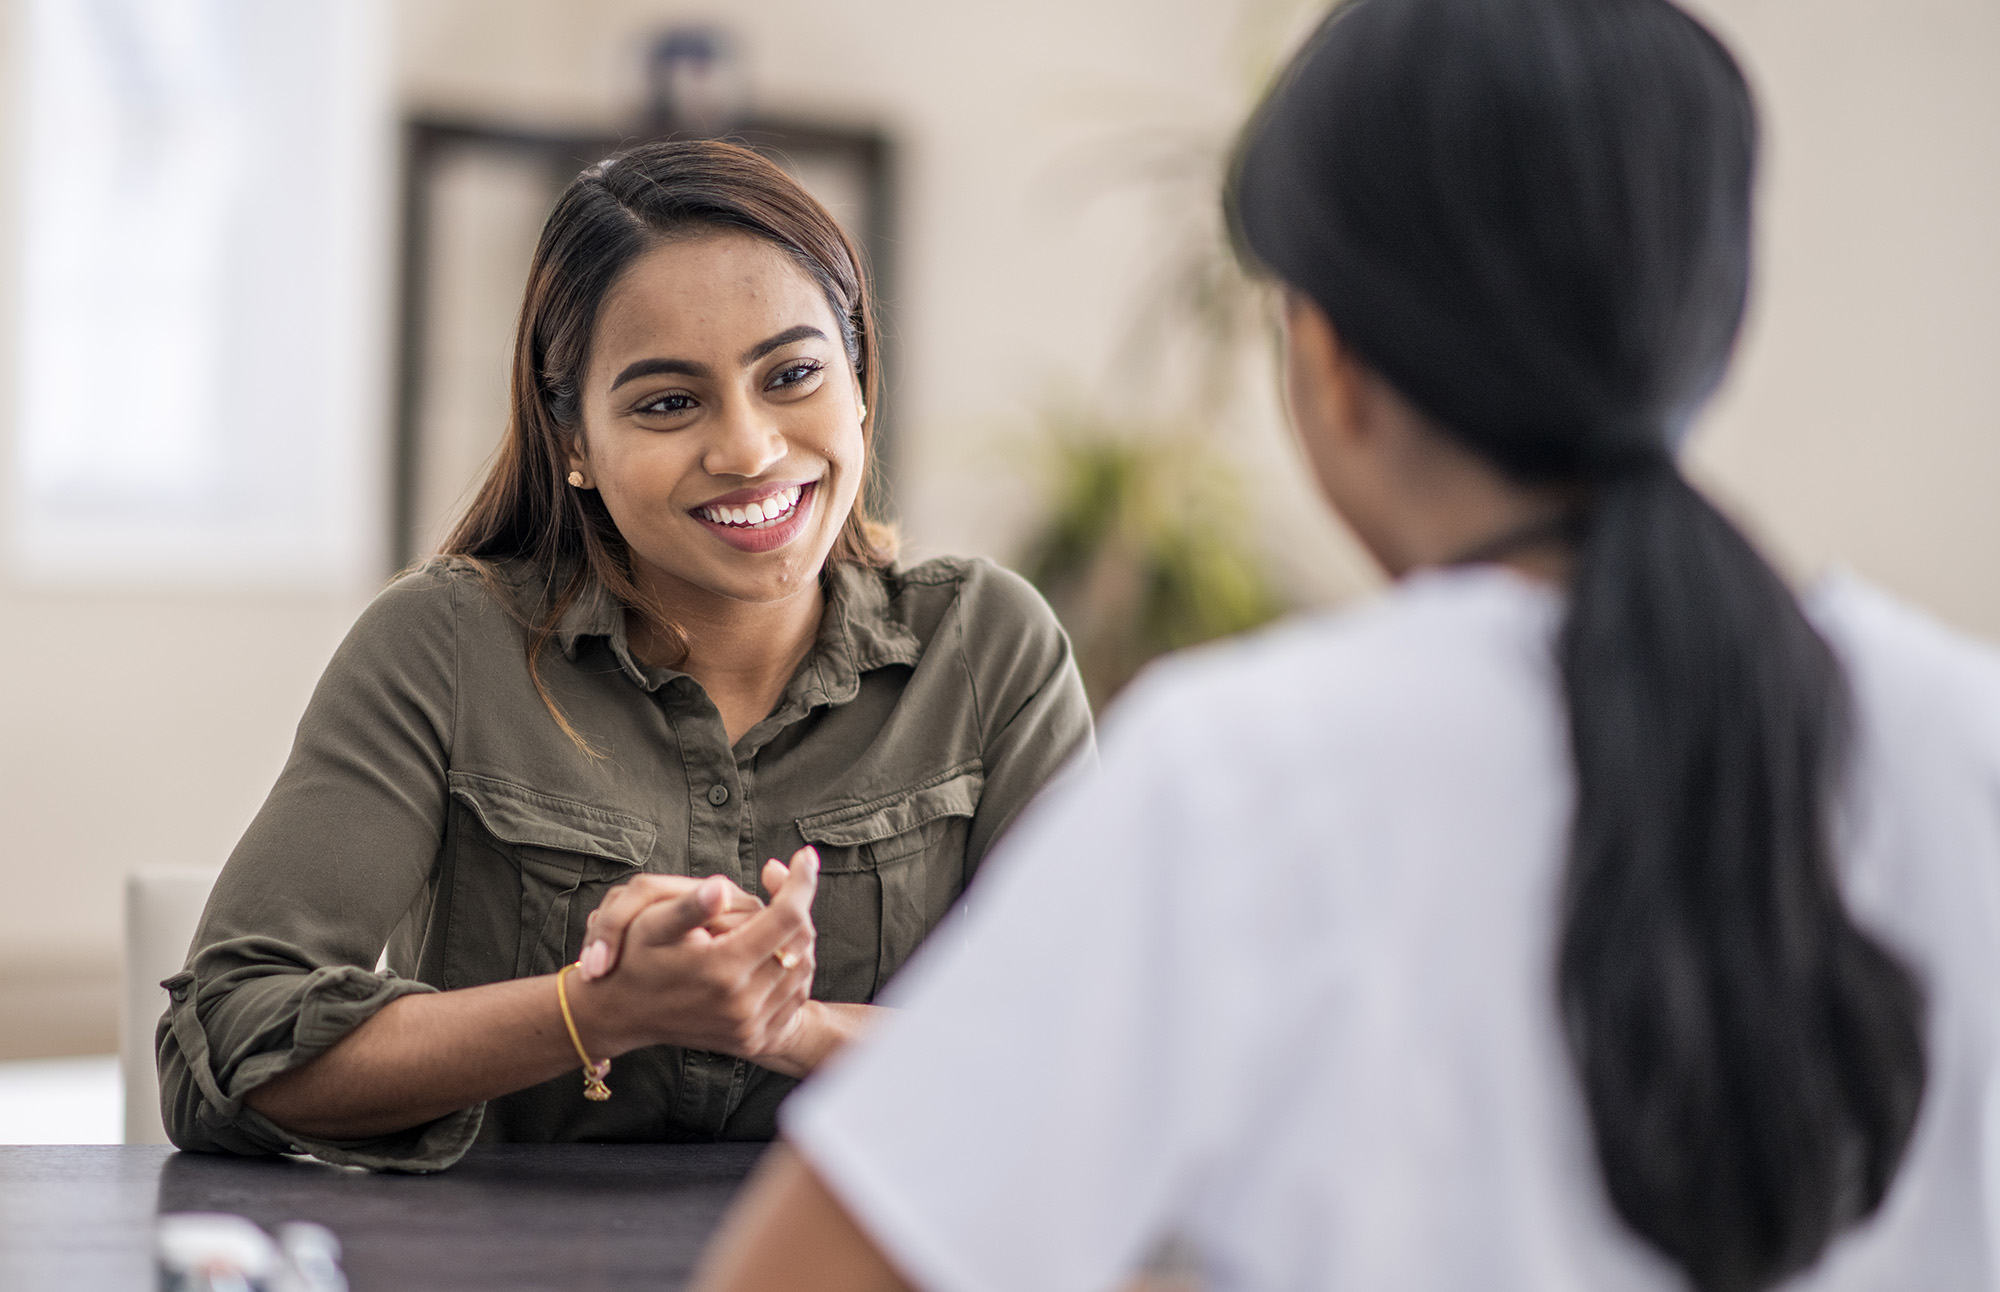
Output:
top-left (564, 847), bottom-right (827, 1079)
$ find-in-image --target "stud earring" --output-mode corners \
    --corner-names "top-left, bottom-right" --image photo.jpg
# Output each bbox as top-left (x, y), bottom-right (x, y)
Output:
top-left (567, 471), bottom-right (585, 488)
top-left (857, 401), bottom-right (867, 421)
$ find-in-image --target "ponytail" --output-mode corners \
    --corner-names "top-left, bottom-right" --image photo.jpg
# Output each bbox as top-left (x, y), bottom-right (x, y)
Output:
top-left (1557, 465), bottom-right (1925, 1292)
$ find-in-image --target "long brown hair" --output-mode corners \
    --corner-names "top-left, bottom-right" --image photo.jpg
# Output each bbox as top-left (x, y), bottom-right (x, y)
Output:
top-left (442, 139), bottom-right (895, 748)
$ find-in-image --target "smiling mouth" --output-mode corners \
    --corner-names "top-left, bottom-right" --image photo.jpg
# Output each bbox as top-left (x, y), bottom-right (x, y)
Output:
top-left (693, 483), bottom-right (807, 530)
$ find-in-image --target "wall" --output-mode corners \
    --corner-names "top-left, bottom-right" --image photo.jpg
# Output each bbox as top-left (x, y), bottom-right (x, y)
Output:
top-left (0, 0), bottom-right (1996, 1059)
top-left (0, 595), bottom-right (369, 1055)
top-left (1686, 0), bottom-right (2000, 636)
top-left (0, 4), bottom-right (383, 1058)
top-left (395, 0), bottom-right (2000, 623)
top-left (395, 0), bottom-right (1346, 576)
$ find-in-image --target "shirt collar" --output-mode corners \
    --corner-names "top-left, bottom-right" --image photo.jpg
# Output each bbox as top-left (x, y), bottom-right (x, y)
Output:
top-left (553, 573), bottom-right (625, 659)
top-left (552, 560), bottom-right (925, 702)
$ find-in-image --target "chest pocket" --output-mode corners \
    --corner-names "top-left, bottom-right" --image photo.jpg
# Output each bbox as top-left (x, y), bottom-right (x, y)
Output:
top-left (446, 772), bottom-right (657, 984)
top-left (796, 761), bottom-right (984, 1001)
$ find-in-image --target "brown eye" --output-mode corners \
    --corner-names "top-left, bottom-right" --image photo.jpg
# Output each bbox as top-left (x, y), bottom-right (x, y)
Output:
top-left (769, 360), bottom-right (822, 390)
top-left (639, 392), bottom-right (697, 415)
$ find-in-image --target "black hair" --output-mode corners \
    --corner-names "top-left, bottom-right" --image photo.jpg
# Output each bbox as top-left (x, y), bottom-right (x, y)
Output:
top-left (1228, 2), bottom-right (1926, 1289)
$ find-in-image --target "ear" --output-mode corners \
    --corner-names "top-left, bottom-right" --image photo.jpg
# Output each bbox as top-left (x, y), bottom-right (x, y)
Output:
top-left (564, 433), bottom-right (591, 486)
top-left (1282, 291), bottom-right (1372, 452)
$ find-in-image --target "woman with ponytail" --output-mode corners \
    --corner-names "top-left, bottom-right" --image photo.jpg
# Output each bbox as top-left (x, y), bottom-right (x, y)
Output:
top-left (695, 2), bottom-right (2000, 1289)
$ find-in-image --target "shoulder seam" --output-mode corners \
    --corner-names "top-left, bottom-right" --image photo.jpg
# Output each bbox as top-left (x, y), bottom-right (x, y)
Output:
top-left (449, 569), bottom-right (462, 762)
top-left (891, 553), bottom-right (979, 588)
top-left (948, 582), bottom-right (985, 747)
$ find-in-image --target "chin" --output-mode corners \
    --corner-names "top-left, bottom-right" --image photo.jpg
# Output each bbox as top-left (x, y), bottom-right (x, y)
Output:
top-left (704, 552), bottom-right (827, 604)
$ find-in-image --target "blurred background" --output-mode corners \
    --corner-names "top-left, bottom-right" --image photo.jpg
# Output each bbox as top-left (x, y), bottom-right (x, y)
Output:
top-left (0, 0), bottom-right (1994, 1138)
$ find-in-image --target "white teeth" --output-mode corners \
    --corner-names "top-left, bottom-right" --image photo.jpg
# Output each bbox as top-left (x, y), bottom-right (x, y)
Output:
top-left (699, 485), bottom-right (808, 528)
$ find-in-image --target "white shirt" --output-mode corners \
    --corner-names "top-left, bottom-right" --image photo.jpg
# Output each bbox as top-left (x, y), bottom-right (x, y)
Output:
top-left (785, 566), bottom-right (2000, 1292)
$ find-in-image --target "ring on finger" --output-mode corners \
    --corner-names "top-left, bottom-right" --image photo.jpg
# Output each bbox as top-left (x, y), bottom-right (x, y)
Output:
top-left (773, 947), bottom-right (801, 970)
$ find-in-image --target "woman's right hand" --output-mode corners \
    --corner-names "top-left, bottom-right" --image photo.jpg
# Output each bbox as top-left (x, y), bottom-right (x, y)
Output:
top-left (572, 848), bottom-right (820, 1063)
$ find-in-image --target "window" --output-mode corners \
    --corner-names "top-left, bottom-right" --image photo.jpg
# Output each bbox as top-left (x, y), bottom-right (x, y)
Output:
top-left (12, 0), bottom-right (389, 587)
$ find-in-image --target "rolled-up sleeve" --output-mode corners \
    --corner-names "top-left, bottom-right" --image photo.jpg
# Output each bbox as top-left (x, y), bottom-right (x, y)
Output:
top-left (156, 562), bottom-right (478, 1170)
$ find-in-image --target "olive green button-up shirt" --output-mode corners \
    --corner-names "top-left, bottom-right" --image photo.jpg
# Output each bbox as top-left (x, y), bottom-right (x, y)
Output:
top-left (158, 555), bottom-right (1092, 1171)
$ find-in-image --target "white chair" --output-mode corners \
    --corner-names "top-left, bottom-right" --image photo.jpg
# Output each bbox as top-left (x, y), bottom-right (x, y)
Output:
top-left (122, 868), bottom-right (221, 1145)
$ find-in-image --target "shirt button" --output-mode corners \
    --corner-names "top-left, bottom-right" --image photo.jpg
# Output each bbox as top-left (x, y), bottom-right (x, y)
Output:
top-left (707, 784), bottom-right (730, 806)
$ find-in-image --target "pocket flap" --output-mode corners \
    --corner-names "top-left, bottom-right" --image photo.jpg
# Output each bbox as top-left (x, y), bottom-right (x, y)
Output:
top-left (796, 762), bottom-right (985, 847)
top-left (447, 771), bottom-right (655, 867)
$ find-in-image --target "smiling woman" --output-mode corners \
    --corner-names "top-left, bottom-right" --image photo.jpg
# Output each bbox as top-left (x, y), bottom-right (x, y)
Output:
top-left (154, 141), bottom-right (1094, 1170)
top-left (565, 233), bottom-right (865, 675)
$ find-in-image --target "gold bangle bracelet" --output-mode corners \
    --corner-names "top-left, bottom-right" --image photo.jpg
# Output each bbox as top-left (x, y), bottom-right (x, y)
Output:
top-left (555, 961), bottom-right (612, 1102)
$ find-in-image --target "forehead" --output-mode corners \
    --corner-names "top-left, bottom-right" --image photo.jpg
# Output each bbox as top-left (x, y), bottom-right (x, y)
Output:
top-left (590, 231), bottom-right (837, 367)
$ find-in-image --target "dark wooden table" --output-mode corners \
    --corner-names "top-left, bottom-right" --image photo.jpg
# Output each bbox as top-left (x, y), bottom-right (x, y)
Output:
top-left (0, 1142), bottom-right (766, 1290)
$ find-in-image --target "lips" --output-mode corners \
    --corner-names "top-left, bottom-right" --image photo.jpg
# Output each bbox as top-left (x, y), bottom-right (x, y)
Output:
top-left (689, 481), bottom-right (817, 554)
top-left (694, 483), bottom-right (805, 529)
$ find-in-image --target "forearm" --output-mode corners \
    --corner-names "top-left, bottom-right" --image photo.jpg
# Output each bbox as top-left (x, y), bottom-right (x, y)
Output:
top-left (693, 1144), bottom-right (1193, 1292)
top-left (693, 1143), bottom-right (915, 1292)
top-left (245, 971), bottom-right (621, 1141)
top-left (251, 865), bottom-right (839, 1140)
top-left (756, 1002), bottom-right (884, 1080)
top-left (243, 926), bottom-right (835, 1140)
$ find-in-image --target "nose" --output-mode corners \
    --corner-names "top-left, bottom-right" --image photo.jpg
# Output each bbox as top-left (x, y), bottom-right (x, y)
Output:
top-left (701, 396), bottom-right (788, 480)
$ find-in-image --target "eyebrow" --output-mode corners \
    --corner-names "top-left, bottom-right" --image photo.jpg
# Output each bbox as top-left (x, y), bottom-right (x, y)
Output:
top-left (609, 357), bottom-right (709, 389)
top-left (608, 325), bottom-right (830, 392)
top-left (741, 324), bottom-right (827, 364)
